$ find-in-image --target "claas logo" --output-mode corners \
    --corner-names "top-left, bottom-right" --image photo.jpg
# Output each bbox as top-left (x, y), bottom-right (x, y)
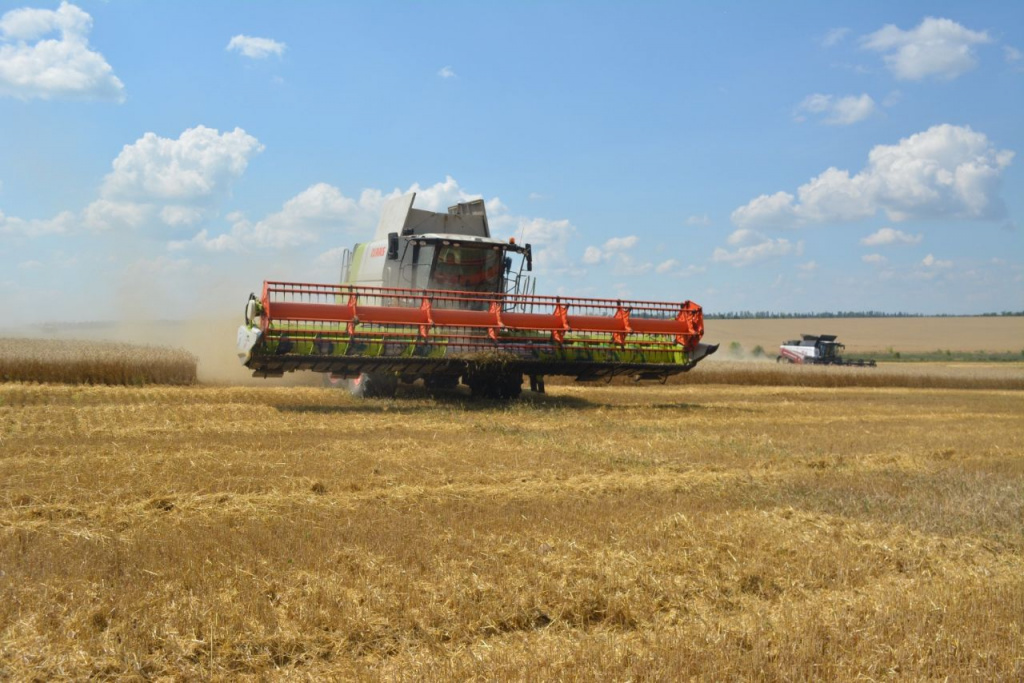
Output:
top-left (370, 246), bottom-right (387, 258)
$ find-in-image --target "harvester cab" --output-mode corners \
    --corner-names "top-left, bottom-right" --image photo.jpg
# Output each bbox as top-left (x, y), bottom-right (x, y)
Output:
top-left (342, 194), bottom-right (534, 305)
top-left (237, 191), bottom-right (718, 398)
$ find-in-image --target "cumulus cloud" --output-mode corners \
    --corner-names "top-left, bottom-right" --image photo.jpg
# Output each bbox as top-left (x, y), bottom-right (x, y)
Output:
top-left (861, 17), bottom-right (991, 81)
top-left (860, 227), bottom-right (923, 246)
top-left (732, 124), bottom-right (1014, 229)
top-left (685, 213), bottom-right (711, 227)
top-left (226, 35), bottom-right (286, 59)
top-left (0, 1), bottom-right (124, 101)
top-left (711, 229), bottom-right (799, 267)
top-left (84, 126), bottom-right (263, 233)
top-left (862, 253), bottom-right (887, 265)
top-left (101, 126), bottom-right (263, 203)
top-left (437, 65), bottom-right (456, 79)
top-left (796, 93), bottom-right (877, 125)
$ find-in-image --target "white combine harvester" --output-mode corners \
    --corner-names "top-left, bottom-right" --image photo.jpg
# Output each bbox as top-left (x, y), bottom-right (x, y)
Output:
top-left (777, 334), bottom-right (876, 367)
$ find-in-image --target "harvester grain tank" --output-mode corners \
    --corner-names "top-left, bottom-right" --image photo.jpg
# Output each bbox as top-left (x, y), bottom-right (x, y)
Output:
top-left (237, 192), bottom-right (718, 397)
top-left (777, 334), bottom-right (876, 367)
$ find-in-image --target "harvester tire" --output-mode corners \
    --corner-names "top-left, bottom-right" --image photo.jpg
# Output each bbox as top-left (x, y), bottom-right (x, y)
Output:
top-left (349, 372), bottom-right (398, 399)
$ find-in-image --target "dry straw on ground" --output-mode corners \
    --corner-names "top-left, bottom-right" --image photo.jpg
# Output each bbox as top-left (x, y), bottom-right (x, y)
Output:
top-left (1, 380), bottom-right (1021, 679)
top-left (0, 338), bottom-right (197, 386)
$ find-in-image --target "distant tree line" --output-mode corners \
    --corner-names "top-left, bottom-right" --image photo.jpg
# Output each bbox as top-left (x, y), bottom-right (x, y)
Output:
top-left (705, 310), bottom-right (1023, 319)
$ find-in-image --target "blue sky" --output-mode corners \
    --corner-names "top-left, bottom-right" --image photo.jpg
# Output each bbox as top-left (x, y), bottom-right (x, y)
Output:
top-left (1, 1), bottom-right (1022, 327)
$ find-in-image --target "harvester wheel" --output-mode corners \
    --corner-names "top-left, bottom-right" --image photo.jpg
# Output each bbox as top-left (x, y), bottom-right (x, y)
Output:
top-left (348, 372), bottom-right (398, 398)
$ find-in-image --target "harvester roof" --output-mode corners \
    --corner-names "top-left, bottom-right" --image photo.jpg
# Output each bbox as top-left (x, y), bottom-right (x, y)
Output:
top-left (374, 192), bottom-right (492, 241)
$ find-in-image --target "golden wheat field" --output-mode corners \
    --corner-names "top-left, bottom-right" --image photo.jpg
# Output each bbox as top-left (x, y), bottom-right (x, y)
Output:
top-left (1, 377), bottom-right (1022, 680)
top-left (0, 339), bottom-right (197, 386)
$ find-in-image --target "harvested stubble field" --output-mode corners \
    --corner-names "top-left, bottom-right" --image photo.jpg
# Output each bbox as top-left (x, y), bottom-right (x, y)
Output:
top-left (1, 377), bottom-right (1022, 680)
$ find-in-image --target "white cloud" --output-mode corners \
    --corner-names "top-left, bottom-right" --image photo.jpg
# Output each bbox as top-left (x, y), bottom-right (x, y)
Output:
top-left (404, 175), bottom-right (481, 212)
top-left (860, 227), bottom-right (923, 246)
top-left (649, 259), bottom-right (706, 279)
top-left (160, 205), bottom-right (205, 227)
top-left (3, 126), bottom-right (265, 239)
top-left (796, 93), bottom-right (877, 125)
top-left (712, 229), bottom-right (798, 267)
top-left (81, 126), bottom-right (265, 234)
top-left (861, 17), bottom-right (991, 81)
top-left (497, 216), bottom-right (576, 272)
top-left (437, 65), bottom-right (456, 79)
top-left (797, 261), bottom-right (818, 272)
top-left (172, 176), bottom-right (577, 267)
top-left (101, 126), bottom-right (263, 204)
top-left (611, 253), bottom-right (653, 276)
top-left (604, 235), bottom-right (638, 252)
top-left (732, 124), bottom-right (1014, 229)
top-left (922, 253), bottom-right (952, 268)
top-left (685, 213), bottom-right (711, 226)
top-left (176, 182), bottom-right (375, 251)
top-left (655, 259), bottom-right (678, 274)
top-left (0, 1), bottom-right (124, 102)
top-left (579, 235), bottom-right (639, 267)
top-left (81, 199), bottom-right (150, 231)
top-left (862, 253), bottom-right (887, 265)
top-left (821, 27), bottom-right (850, 48)
top-left (226, 35), bottom-right (285, 59)
top-left (730, 191), bottom-right (799, 230)
top-left (0, 209), bottom-right (76, 236)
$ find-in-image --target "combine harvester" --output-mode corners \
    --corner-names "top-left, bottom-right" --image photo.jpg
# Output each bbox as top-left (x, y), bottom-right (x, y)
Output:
top-left (237, 193), bottom-right (718, 397)
top-left (777, 334), bottom-right (876, 367)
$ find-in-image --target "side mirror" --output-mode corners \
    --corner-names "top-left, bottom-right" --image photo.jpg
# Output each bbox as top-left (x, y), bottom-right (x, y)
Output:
top-left (387, 232), bottom-right (399, 260)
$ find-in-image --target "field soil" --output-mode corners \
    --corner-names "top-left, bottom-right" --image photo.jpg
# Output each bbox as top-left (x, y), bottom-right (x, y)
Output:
top-left (706, 315), bottom-right (1024, 355)
top-left (1, 381), bottom-right (1021, 679)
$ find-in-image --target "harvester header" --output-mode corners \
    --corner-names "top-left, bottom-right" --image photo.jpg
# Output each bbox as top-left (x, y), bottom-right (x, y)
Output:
top-left (237, 192), bottom-right (717, 397)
